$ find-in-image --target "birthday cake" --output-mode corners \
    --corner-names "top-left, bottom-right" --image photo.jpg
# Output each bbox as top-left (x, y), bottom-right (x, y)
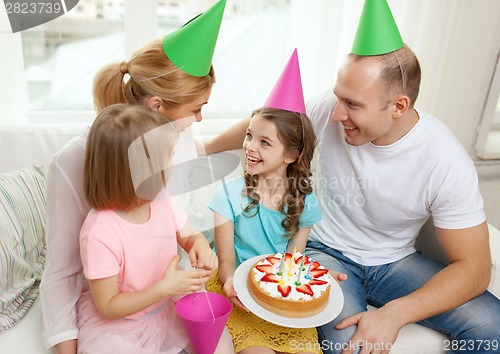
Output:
top-left (247, 251), bottom-right (331, 318)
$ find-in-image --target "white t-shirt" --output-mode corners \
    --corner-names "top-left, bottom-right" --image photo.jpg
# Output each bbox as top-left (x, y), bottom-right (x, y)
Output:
top-left (307, 90), bottom-right (485, 266)
top-left (40, 125), bottom-right (201, 349)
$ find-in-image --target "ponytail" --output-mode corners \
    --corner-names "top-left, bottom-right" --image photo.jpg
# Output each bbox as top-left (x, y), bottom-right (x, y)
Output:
top-left (93, 62), bottom-right (130, 113)
top-left (92, 39), bottom-right (216, 114)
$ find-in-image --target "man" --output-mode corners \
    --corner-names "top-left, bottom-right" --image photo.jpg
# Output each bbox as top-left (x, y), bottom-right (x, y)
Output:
top-left (305, 43), bottom-right (499, 354)
top-left (302, 0), bottom-right (500, 353)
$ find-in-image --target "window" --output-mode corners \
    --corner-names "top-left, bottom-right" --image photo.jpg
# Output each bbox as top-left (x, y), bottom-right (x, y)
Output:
top-left (21, 0), bottom-right (294, 126)
top-left (22, 0), bottom-right (125, 114)
top-left (13, 0), bottom-right (500, 147)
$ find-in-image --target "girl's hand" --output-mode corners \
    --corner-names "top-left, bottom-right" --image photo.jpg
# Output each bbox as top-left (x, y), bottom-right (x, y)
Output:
top-left (158, 255), bottom-right (213, 297)
top-left (329, 270), bottom-right (348, 285)
top-left (188, 237), bottom-right (218, 271)
top-left (223, 276), bottom-right (249, 312)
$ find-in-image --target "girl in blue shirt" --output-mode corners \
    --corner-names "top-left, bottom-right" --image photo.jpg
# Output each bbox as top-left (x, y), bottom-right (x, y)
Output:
top-left (207, 106), bottom-right (322, 354)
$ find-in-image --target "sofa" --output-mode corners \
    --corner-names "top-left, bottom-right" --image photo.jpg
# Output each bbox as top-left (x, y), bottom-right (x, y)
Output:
top-left (0, 123), bottom-right (499, 354)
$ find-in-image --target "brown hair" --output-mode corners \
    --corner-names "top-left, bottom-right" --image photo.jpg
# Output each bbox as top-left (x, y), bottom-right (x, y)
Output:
top-left (349, 44), bottom-right (421, 109)
top-left (243, 107), bottom-right (316, 237)
top-left (84, 104), bottom-right (177, 210)
top-left (93, 38), bottom-right (216, 113)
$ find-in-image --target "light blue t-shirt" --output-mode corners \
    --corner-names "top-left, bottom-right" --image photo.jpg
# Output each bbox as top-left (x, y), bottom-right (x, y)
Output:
top-left (209, 176), bottom-right (322, 266)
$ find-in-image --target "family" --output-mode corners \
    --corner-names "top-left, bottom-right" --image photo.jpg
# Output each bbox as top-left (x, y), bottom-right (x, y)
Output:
top-left (39, 0), bottom-right (500, 354)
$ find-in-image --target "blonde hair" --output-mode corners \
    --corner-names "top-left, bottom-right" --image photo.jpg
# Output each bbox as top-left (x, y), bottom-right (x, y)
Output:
top-left (84, 104), bottom-right (177, 210)
top-left (93, 39), bottom-right (216, 113)
top-left (244, 107), bottom-right (317, 237)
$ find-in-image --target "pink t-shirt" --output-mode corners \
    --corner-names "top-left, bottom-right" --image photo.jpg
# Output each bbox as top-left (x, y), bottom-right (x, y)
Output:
top-left (80, 193), bottom-right (187, 319)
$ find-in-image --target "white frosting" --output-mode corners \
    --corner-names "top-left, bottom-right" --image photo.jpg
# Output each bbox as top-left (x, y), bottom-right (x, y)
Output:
top-left (252, 252), bottom-right (331, 301)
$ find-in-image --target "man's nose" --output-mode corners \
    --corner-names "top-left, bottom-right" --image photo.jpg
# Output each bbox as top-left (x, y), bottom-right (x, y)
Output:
top-left (332, 103), bottom-right (346, 122)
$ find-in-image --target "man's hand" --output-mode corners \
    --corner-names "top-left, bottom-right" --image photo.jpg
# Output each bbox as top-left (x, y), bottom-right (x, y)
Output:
top-left (336, 306), bottom-right (402, 354)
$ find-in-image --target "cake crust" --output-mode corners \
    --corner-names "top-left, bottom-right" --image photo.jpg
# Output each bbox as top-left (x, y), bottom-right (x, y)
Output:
top-left (247, 253), bottom-right (331, 318)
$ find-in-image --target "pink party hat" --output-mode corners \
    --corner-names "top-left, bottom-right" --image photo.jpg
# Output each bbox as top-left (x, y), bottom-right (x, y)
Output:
top-left (264, 49), bottom-right (306, 114)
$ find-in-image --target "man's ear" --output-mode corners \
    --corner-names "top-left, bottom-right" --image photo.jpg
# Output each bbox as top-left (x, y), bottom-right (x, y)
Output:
top-left (145, 96), bottom-right (163, 112)
top-left (392, 95), bottom-right (410, 118)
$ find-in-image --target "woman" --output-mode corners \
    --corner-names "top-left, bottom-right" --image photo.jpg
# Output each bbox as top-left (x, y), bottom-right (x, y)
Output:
top-left (39, 2), bottom-right (233, 353)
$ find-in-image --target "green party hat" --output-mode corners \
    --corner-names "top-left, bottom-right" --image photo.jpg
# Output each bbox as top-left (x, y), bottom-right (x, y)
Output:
top-left (352, 0), bottom-right (404, 56)
top-left (162, 0), bottom-right (226, 77)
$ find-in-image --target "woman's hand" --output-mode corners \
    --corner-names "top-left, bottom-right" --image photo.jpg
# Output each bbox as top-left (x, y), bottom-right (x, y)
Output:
top-left (54, 340), bottom-right (77, 354)
top-left (159, 255), bottom-right (213, 297)
top-left (188, 236), bottom-right (218, 271)
top-left (223, 276), bottom-right (249, 311)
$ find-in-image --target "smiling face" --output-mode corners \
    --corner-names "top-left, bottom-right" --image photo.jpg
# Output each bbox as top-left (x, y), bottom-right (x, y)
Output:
top-left (243, 113), bottom-right (296, 178)
top-left (332, 57), bottom-right (397, 146)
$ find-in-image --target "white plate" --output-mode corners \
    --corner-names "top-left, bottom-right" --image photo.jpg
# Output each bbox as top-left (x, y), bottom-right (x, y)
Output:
top-left (233, 254), bottom-right (344, 328)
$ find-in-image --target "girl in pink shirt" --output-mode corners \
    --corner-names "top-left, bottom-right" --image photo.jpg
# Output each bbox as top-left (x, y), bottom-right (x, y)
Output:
top-left (77, 104), bottom-right (233, 354)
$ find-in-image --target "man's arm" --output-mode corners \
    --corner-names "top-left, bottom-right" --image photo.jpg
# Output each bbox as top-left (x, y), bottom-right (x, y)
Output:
top-left (391, 221), bottom-right (491, 321)
top-left (203, 117), bottom-right (250, 154)
top-left (338, 221), bottom-right (491, 354)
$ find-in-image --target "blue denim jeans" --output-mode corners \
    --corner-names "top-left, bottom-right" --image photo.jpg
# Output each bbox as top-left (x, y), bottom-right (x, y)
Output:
top-left (306, 241), bottom-right (500, 354)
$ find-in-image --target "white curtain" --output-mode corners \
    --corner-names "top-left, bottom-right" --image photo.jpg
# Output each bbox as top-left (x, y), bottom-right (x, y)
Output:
top-left (0, 2), bottom-right (28, 124)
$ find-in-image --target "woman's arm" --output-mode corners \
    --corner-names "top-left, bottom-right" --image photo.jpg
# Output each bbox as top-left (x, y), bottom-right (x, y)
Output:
top-left (203, 117), bottom-right (250, 154)
top-left (54, 340), bottom-right (77, 354)
top-left (40, 138), bottom-right (88, 352)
